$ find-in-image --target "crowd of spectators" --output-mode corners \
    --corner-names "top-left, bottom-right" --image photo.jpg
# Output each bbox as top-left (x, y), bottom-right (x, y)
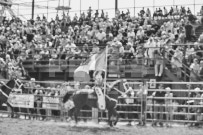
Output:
top-left (0, 6), bottom-right (202, 83)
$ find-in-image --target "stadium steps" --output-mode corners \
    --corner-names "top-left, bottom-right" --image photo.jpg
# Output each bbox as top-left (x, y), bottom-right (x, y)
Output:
top-left (195, 25), bottom-right (203, 39)
top-left (164, 67), bottom-right (188, 98)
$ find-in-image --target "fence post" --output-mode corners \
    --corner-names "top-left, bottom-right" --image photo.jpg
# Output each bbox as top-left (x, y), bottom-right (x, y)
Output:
top-left (140, 84), bottom-right (143, 125)
top-left (143, 83), bottom-right (148, 125)
top-left (92, 108), bottom-right (98, 123)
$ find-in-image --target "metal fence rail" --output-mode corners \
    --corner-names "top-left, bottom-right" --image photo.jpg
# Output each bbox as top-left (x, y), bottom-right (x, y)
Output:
top-left (0, 80), bottom-right (203, 126)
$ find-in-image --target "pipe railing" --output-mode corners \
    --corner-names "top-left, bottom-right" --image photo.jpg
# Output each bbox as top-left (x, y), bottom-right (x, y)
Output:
top-left (1, 81), bottom-right (203, 124)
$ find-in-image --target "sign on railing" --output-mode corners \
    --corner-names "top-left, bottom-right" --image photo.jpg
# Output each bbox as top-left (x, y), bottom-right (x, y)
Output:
top-left (42, 96), bottom-right (61, 110)
top-left (8, 94), bottom-right (34, 108)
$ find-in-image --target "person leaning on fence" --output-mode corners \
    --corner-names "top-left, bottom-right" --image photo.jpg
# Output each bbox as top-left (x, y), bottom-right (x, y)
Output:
top-left (165, 87), bottom-right (173, 127)
top-left (186, 87), bottom-right (201, 127)
top-left (124, 87), bottom-right (135, 126)
top-left (152, 84), bottom-right (165, 127)
top-left (193, 87), bottom-right (202, 127)
top-left (136, 84), bottom-right (147, 126)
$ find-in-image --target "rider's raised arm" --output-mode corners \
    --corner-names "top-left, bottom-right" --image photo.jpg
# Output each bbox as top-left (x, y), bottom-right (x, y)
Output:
top-left (109, 79), bottom-right (122, 89)
top-left (123, 82), bottom-right (130, 92)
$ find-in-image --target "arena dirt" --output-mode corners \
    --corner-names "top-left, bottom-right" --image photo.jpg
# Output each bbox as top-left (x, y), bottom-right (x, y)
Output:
top-left (0, 118), bottom-right (203, 135)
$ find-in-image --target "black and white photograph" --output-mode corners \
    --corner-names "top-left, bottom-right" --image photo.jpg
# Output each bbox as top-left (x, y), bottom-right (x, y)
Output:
top-left (0, 0), bottom-right (203, 134)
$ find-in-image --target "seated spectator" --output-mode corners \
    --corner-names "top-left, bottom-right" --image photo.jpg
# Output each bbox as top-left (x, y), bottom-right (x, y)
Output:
top-left (96, 29), bottom-right (106, 43)
top-left (91, 43), bottom-right (100, 54)
top-left (136, 26), bottom-right (145, 42)
top-left (190, 58), bottom-right (200, 81)
top-left (123, 43), bottom-right (135, 64)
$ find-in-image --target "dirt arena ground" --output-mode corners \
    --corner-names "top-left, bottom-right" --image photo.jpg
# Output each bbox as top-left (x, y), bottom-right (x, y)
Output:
top-left (0, 118), bottom-right (203, 135)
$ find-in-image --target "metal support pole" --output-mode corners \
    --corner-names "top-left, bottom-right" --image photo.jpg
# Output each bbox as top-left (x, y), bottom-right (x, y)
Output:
top-left (63, 0), bottom-right (64, 15)
top-left (134, 0), bottom-right (135, 17)
top-left (18, 4), bottom-right (19, 17)
top-left (194, 0), bottom-right (195, 15)
top-left (153, 0), bottom-right (155, 13)
top-left (57, 0), bottom-right (60, 14)
top-left (31, 0), bottom-right (35, 20)
top-left (98, 0), bottom-right (99, 10)
top-left (115, 0), bottom-right (118, 17)
top-left (47, 0), bottom-right (49, 20)
top-left (80, 0), bottom-right (81, 15)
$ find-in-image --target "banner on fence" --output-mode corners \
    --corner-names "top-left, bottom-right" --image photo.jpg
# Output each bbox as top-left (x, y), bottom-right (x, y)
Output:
top-left (42, 96), bottom-right (60, 110)
top-left (8, 94), bottom-right (34, 108)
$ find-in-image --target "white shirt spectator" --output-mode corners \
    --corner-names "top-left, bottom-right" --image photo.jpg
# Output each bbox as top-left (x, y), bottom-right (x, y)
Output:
top-left (136, 27), bottom-right (145, 39)
top-left (198, 33), bottom-right (203, 43)
top-left (96, 30), bottom-right (106, 41)
top-left (128, 30), bottom-right (135, 38)
top-left (190, 59), bottom-right (200, 74)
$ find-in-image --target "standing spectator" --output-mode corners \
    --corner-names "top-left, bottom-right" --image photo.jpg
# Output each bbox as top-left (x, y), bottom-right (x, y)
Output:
top-left (163, 7), bottom-right (168, 18)
top-left (136, 84), bottom-right (147, 126)
top-left (165, 87), bottom-right (173, 127)
top-left (185, 21), bottom-right (193, 42)
top-left (144, 38), bottom-right (155, 66)
top-left (152, 84), bottom-right (165, 127)
top-left (171, 47), bottom-right (183, 78)
top-left (146, 8), bottom-right (151, 18)
top-left (154, 50), bottom-right (164, 78)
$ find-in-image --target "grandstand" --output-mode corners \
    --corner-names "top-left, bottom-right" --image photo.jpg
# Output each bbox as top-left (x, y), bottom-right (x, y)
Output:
top-left (0, 0), bottom-right (201, 88)
top-left (0, 0), bottom-right (203, 131)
